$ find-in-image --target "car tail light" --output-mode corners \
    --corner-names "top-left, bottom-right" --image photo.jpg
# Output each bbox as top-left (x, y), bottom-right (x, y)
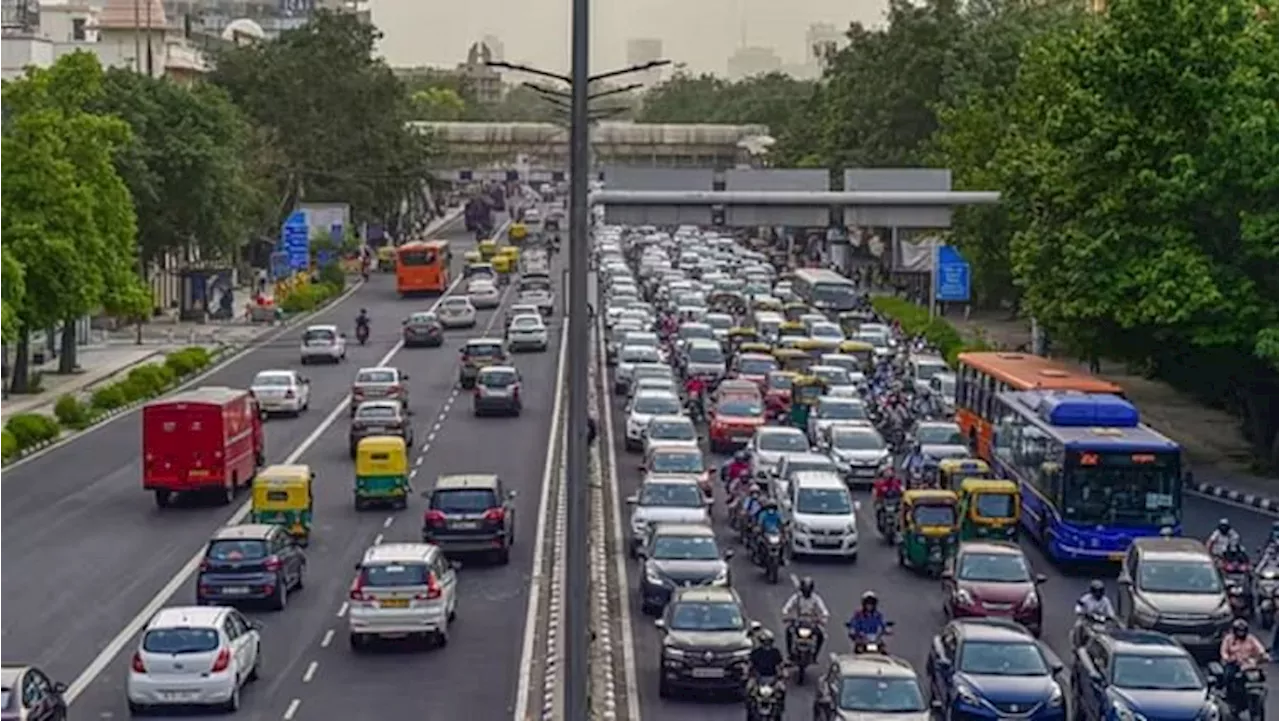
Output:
top-left (424, 510), bottom-right (447, 527)
top-left (389, 385), bottom-right (403, 396)
top-left (349, 575), bottom-right (370, 602)
top-left (353, 388), bottom-right (365, 398)
top-left (264, 556), bottom-right (283, 572)
top-left (131, 652), bottom-right (146, 673)
top-left (484, 507), bottom-right (506, 523)
top-left (210, 648), bottom-right (231, 673)
top-left (425, 573), bottom-right (443, 600)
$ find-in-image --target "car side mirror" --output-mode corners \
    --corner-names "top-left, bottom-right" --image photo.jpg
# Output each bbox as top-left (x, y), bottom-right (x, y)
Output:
top-left (637, 463), bottom-right (647, 471)
top-left (724, 549), bottom-right (735, 559)
top-left (353, 563), bottom-right (363, 571)
top-left (1035, 573), bottom-right (1048, 584)
top-left (884, 620), bottom-right (896, 628)
top-left (703, 495), bottom-right (715, 506)
top-left (402, 374), bottom-right (410, 380)
top-left (654, 619), bottom-right (666, 630)
top-left (52, 681), bottom-right (67, 694)
top-left (250, 620), bottom-right (265, 631)
top-left (625, 495), bottom-right (638, 505)
top-left (420, 490), bottom-right (432, 498)
top-left (508, 490), bottom-right (518, 499)
top-left (930, 700), bottom-right (944, 712)
top-left (1117, 575), bottom-right (1132, 586)
top-left (450, 560), bottom-right (463, 571)
top-left (402, 319), bottom-right (408, 325)
top-left (340, 332), bottom-right (347, 338)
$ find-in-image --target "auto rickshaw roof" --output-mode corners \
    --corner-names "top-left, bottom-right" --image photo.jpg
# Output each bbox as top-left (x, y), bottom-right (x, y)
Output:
top-left (356, 435), bottom-right (407, 451)
top-left (939, 458), bottom-right (990, 472)
top-left (737, 352), bottom-right (775, 361)
top-left (838, 341), bottom-right (875, 350)
top-left (902, 489), bottom-right (959, 503)
top-left (958, 478), bottom-right (1016, 493)
top-left (256, 464), bottom-right (312, 481)
top-left (773, 348), bottom-right (808, 357)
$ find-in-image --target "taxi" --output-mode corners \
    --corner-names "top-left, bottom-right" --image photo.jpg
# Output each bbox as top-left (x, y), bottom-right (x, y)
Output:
top-left (707, 392), bottom-right (767, 453)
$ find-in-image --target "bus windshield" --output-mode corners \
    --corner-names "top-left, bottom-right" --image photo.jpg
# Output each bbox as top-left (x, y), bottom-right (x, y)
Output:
top-left (399, 249), bottom-right (436, 266)
top-left (1063, 453), bottom-right (1180, 527)
top-left (811, 283), bottom-right (857, 310)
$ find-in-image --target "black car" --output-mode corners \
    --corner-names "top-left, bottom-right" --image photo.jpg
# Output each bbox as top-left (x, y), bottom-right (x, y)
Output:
top-left (403, 311), bottom-right (444, 347)
top-left (655, 587), bottom-right (758, 698)
top-left (638, 523), bottom-right (732, 615)
top-left (422, 474), bottom-right (517, 564)
top-left (349, 400), bottom-right (413, 457)
top-left (196, 524), bottom-right (306, 610)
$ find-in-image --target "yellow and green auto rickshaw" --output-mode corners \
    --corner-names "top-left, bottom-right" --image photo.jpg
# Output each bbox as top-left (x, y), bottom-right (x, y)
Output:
top-left (778, 321), bottom-right (808, 341)
top-left (957, 479), bottom-right (1020, 541)
top-left (836, 340), bottom-right (876, 371)
top-left (783, 303), bottom-right (811, 323)
top-left (737, 341), bottom-right (774, 358)
top-left (897, 489), bottom-right (960, 577)
top-left (791, 338), bottom-right (829, 361)
top-left (752, 297), bottom-right (784, 314)
top-left (250, 464), bottom-right (315, 546)
top-left (354, 436), bottom-right (410, 511)
top-left (788, 374), bottom-right (830, 429)
top-left (726, 328), bottom-right (762, 355)
top-left (508, 222), bottom-right (528, 244)
top-left (937, 458), bottom-right (992, 490)
top-left (477, 239), bottom-right (499, 261)
top-left (491, 251), bottom-right (515, 275)
top-left (773, 347), bottom-right (814, 375)
top-left (376, 245), bottom-right (397, 272)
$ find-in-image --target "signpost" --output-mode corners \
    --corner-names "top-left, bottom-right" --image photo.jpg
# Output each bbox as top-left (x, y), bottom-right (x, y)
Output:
top-left (280, 211), bottom-right (310, 272)
top-left (934, 243), bottom-right (971, 306)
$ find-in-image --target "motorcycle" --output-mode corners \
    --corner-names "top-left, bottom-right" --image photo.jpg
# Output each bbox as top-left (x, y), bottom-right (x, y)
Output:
top-left (758, 532), bottom-right (785, 584)
top-left (1228, 584), bottom-right (1252, 621)
top-left (355, 322), bottom-right (370, 346)
top-left (746, 669), bottom-right (790, 721)
top-left (876, 496), bottom-right (901, 544)
top-left (1212, 663), bottom-right (1268, 721)
top-left (788, 622), bottom-right (820, 685)
top-left (1071, 612), bottom-right (1117, 650)
top-left (1254, 565), bottom-right (1278, 629)
top-left (849, 622), bottom-right (894, 655)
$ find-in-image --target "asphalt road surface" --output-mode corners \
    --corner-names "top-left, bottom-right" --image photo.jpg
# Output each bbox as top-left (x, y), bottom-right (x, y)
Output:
top-left (600, 351), bottom-right (1280, 721)
top-left (3, 213), bottom-right (570, 720)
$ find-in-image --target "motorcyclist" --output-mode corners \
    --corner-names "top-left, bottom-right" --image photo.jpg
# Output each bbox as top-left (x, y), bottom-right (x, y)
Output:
top-left (1258, 522), bottom-right (1279, 567)
top-left (1072, 580), bottom-right (1117, 646)
top-left (1220, 618), bottom-right (1270, 705)
top-left (846, 591), bottom-right (889, 647)
top-left (782, 577), bottom-right (830, 658)
top-left (746, 629), bottom-right (787, 704)
top-left (355, 309), bottom-right (371, 339)
top-left (724, 451), bottom-right (752, 491)
top-left (740, 486), bottom-right (764, 532)
top-left (1208, 519), bottom-right (1242, 557)
top-left (872, 467), bottom-right (904, 525)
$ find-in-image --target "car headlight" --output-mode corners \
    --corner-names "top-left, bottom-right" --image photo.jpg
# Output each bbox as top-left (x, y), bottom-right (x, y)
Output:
top-left (1199, 701), bottom-right (1219, 721)
top-left (1048, 682), bottom-right (1063, 707)
top-left (793, 522), bottom-right (810, 534)
top-left (955, 683), bottom-right (980, 705)
top-left (1021, 590), bottom-right (1040, 608)
top-left (1131, 601), bottom-right (1160, 626)
top-left (730, 648), bottom-right (752, 659)
top-left (1112, 701), bottom-right (1145, 721)
top-left (846, 523), bottom-right (858, 535)
top-left (712, 567), bottom-right (729, 585)
top-left (663, 645), bottom-right (686, 658)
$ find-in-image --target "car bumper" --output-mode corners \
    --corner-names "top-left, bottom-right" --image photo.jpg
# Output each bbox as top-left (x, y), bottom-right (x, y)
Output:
top-left (660, 658), bottom-right (749, 691)
top-left (474, 397), bottom-right (520, 413)
top-left (198, 574), bottom-right (280, 602)
top-left (949, 603), bottom-right (1042, 634)
top-left (440, 315), bottom-right (477, 328)
top-left (404, 332), bottom-right (443, 346)
top-left (300, 348), bottom-right (341, 361)
top-left (471, 296), bottom-right (500, 308)
top-left (257, 397), bottom-right (304, 413)
top-left (127, 671), bottom-right (237, 707)
top-left (1131, 618), bottom-right (1227, 654)
top-left (508, 334), bottom-right (548, 349)
top-left (348, 606), bottom-right (448, 636)
top-left (948, 698), bottom-right (1065, 721)
top-left (423, 531), bottom-right (508, 553)
top-left (791, 532), bottom-right (858, 557)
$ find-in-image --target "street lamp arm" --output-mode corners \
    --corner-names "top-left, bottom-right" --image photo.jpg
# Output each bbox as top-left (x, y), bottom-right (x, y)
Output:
top-left (523, 82), bottom-right (572, 100)
top-left (486, 61), bottom-right (570, 84)
top-left (587, 59), bottom-right (671, 83)
top-left (587, 83), bottom-right (643, 101)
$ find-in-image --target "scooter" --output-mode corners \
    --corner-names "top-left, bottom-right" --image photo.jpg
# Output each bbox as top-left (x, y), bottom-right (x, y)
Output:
top-left (355, 322), bottom-right (370, 346)
top-left (1254, 564), bottom-right (1278, 629)
top-left (849, 622), bottom-right (894, 655)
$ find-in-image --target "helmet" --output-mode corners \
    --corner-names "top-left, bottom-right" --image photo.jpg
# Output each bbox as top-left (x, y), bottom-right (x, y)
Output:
top-left (763, 499), bottom-right (778, 509)
top-left (799, 577), bottom-right (815, 597)
top-left (735, 451), bottom-right (749, 462)
top-left (1089, 580), bottom-right (1106, 599)
top-left (360, 308), bottom-right (368, 315)
top-left (861, 590), bottom-right (878, 609)
top-left (1218, 518), bottom-right (1232, 534)
top-left (1231, 618), bottom-right (1249, 637)
top-left (757, 629), bottom-right (775, 646)
top-left (749, 486), bottom-right (762, 496)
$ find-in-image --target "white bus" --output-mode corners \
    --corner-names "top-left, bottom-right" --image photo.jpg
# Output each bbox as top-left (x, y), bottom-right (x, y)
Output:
top-left (792, 268), bottom-right (859, 311)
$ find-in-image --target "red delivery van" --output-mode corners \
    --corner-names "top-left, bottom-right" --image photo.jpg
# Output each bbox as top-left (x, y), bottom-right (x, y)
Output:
top-left (142, 387), bottom-right (265, 508)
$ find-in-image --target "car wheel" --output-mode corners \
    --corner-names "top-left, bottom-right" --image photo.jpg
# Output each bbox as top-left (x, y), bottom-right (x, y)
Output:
top-left (271, 578), bottom-right (288, 610)
top-left (247, 645), bottom-right (261, 682)
top-left (435, 627), bottom-right (449, 648)
top-left (495, 546), bottom-right (511, 565)
top-left (219, 483), bottom-right (235, 506)
top-left (154, 490), bottom-right (172, 509)
top-left (127, 700), bottom-right (147, 716)
top-left (300, 357), bottom-right (309, 366)
top-left (349, 632), bottom-right (366, 651)
top-left (658, 675), bottom-right (672, 699)
top-left (219, 683), bottom-right (240, 713)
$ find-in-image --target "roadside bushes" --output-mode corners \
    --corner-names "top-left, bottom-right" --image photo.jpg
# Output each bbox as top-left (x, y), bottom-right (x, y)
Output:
top-left (2, 345), bottom-right (217, 464)
top-left (871, 296), bottom-right (989, 365)
top-left (279, 281), bottom-right (342, 314)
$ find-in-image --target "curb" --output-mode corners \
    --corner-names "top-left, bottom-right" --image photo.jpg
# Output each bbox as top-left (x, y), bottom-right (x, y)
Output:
top-left (1191, 482), bottom-right (1278, 512)
top-left (587, 363), bottom-right (620, 721)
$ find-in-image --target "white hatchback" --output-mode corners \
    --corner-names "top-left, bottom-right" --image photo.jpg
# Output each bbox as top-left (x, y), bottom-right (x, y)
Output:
top-left (126, 606), bottom-right (261, 714)
top-left (506, 314), bottom-right (549, 352)
top-left (438, 296), bottom-right (478, 328)
top-left (468, 280), bottom-right (502, 309)
top-left (299, 324), bottom-right (345, 364)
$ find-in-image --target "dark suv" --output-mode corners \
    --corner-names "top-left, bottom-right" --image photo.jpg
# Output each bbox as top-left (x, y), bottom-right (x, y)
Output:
top-left (196, 524), bottom-right (306, 610)
top-left (421, 474), bottom-right (517, 564)
top-left (1118, 537), bottom-right (1232, 655)
top-left (458, 339), bottom-right (508, 389)
top-left (349, 400), bottom-right (413, 458)
top-left (654, 586), bottom-right (758, 699)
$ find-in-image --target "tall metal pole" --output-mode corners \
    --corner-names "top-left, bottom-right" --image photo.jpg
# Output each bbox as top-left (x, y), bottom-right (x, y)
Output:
top-left (564, 0), bottom-right (591, 714)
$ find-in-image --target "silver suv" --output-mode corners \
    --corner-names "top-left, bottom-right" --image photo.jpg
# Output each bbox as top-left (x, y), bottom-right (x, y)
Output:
top-left (348, 543), bottom-right (459, 650)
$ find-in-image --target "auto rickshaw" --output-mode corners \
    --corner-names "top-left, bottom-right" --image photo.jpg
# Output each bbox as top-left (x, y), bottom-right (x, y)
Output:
top-left (478, 239), bottom-right (499, 261)
top-left (752, 297), bottom-right (784, 313)
top-left (783, 303), bottom-right (810, 323)
top-left (737, 341), bottom-right (773, 357)
top-left (791, 338), bottom-right (828, 360)
top-left (376, 245), bottom-right (397, 272)
top-left (463, 249), bottom-right (483, 265)
top-left (508, 222), bottom-right (528, 244)
top-left (897, 489), bottom-right (960, 577)
top-left (491, 251), bottom-right (515, 274)
top-left (837, 310), bottom-right (875, 337)
top-left (788, 375), bottom-right (829, 429)
top-left (778, 321), bottom-right (807, 340)
top-left (250, 464), bottom-right (314, 546)
top-left (957, 479), bottom-right (1021, 541)
top-left (937, 458), bottom-right (992, 490)
top-left (773, 347), bottom-right (813, 374)
top-left (726, 328), bottom-right (761, 355)
top-left (836, 341), bottom-right (876, 371)
top-left (354, 436), bottom-right (410, 510)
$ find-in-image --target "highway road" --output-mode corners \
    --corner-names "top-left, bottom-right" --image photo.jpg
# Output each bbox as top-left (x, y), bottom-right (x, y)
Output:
top-left (2, 212), bottom-right (570, 720)
top-left (598, 321), bottom-right (1279, 721)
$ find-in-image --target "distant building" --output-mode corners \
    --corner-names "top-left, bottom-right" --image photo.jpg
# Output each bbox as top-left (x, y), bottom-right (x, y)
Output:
top-left (726, 45), bottom-right (780, 81)
top-left (805, 22), bottom-right (841, 69)
top-left (625, 37), bottom-right (663, 85)
top-left (458, 41), bottom-right (501, 104)
top-left (481, 33), bottom-right (504, 62)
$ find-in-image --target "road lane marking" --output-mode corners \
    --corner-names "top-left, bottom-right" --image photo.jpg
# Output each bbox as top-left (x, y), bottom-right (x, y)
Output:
top-left (302, 661), bottom-right (318, 683)
top-left (410, 468), bottom-right (419, 479)
top-left (320, 629), bottom-right (334, 648)
top-left (596, 313), bottom-right (642, 721)
top-left (373, 533), bottom-right (384, 545)
top-left (336, 602), bottom-right (349, 618)
top-left (512, 315), bottom-right (570, 721)
top-left (414, 456), bottom-right (424, 467)
top-left (283, 698), bottom-right (301, 720)
top-left (383, 516), bottom-right (394, 528)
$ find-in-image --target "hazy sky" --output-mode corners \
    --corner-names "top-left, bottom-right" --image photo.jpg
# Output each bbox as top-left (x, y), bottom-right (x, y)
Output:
top-left (372, 0), bottom-right (887, 75)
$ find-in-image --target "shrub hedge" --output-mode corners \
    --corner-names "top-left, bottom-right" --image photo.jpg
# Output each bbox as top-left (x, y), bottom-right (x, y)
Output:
top-left (279, 281), bottom-right (342, 314)
top-left (2, 345), bottom-right (217, 464)
top-left (870, 296), bottom-right (990, 366)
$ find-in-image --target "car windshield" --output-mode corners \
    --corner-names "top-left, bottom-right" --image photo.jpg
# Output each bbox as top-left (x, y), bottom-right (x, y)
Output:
top-left (622, 348), bottom-right (660, 363)
top-left (429, 489), bottom-right (497, 513)
top-left (767, 374), bottom-right (793, 390)
top-left (917, 426), bottom-right (964, 445)
top-left (466, 344), bottom-right (503, 358)
top-left (915, 361), bottom-right (948, 381)
top-left (207, 539), bottom-right (269, 561)
top-left (936, 377), bottom-right (957, 396)
top-left (360, 563), bottom-right (429, 587)
top-left (839, 677), bottom-right (926, 713)
top-left (625, 334), bottom-right (658, 347)
top-left (142, 628), bottom-right (220, 654)
top-left (1137, 560), bottom-right (1223, 594)
top-left (974, 493), bottom-right (1015, 518)
top-left (253, 373), bottom-right (292, 387)
top-left (706, 315), bottom-right (734, 330)
top-left (688, 346), bottom-right (724, 364)
top-left (634, 366), bottom-right (673, 382)
top-left (738, 358), bottom-right (777, 375)
top-left (639, 483), bottom-right (703, 508)
top-left (669, 601), bottom-right (744, 632)
top-left (634, 396), bottom-right (682, 415)
top-left (796, 488), bottom-right (853, 515)
top-left (356, 370), bottom-right (396, 384)
top-left (519, 278), bottom-right (551, 292)
top-left (718, 399), bottom-right (763, 417)
top-left (817, 401), bottom-right (866, 420)
top-left (479, 371), bottom-right (518, 387)
top-left (758, 431), bottom-right (807, 452)
top-left (442, 298), bottom-right (470, 309)
top-left (1112, 655), bottom-right (1203, 690)
top-left (355, 405), bottom-right (398, 420)
top-left (512, 318), bottom-right (542, 329)
top-left (811, 324), bottom-right (842, 338)
top-left (303, 328), bottom-right (335, 343)
top-left (409, 313), bottom-right (436, 324)
top-left (649, 421), bottom-right (696, 441)
top-left (679, 326), bottom-right (714, 340)
top-left (652, 451), bottom-right (703, 474)
top-left (832, 430), bottom-right (884, 451)
top-left (958, 553), bottom-right (1031, 582)
top-left (959, 641), bottom-right (1049, 676)
top-left (858, 332), bottom-right (888, 348)
top-left (652, 536), bottom-right (720, 560)
top-left (814, 368), bottom-right (851, 386)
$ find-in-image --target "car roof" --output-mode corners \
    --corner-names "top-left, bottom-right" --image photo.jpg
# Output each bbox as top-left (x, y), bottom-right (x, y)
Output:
top-left (791, 470), bottom-right (847, 489)
top-left (758, 426), bottom-right (805, 437)
top-left (687, 338), bottom-right (721, 347)
top-left (210, 524), bottom-right (276, 540)
top-left (511, 314), bottom-right (543, 322)
top-left (1100, 629), bottom-right (1193, 656)
top-left (305, 324), bottom-right (338, 331)
top-left (783, 453), bottom-right (832, 465)
top-left (953, 618), bottom-right (1037, 642)
top-left (357, 366), bottom-right (399, 375)
top-left (833, 654), bottom-right (919, 679)
top-left (466, 337), bottom-right (504, 345)
top-left (642, 475), bottom-right (702, 486)
top-left (0, 666), bottom-right (25, 687)
top-left (649, 442), bottom-right (701, 455)
top-left (634, 389), bottom-right (678, 400)
top-left (918, 420), bottom-right (960, 428)
top-left (147, 606), bottom-right (228, 630)
top-left (819, 396), bottom-right (863, 404)
top-left (443, 296), bottom-right (472, 303)
top-left (649, 414), bottom-right (693, 424)
top-left (957, 540), bottom-right (1024, 556)
top-left (671, 586), bottom-right (739, 603)
top-left (1132, 537), bottom-right (1212, 560)
top-left (478, 365), bottom-right (518, 374)
top-left (651, 522), bottom-right (715, 538)
top-left (434, 474), bottom-right (499, 491)
top-left (361, 542), bottom-right (437, 565)
top-left (355, 400), bottom-right (401, 411)
top-left (254, 369), bottom-right (295, 378)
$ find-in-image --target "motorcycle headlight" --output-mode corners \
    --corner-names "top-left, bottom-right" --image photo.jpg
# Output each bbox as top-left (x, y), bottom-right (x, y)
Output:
top-left (1131, 601), bottom-right (1160, 626)
top-left (846, 523), bottom-right (858, 535)
top-left (1048, 682), bottom-right (1063, 707)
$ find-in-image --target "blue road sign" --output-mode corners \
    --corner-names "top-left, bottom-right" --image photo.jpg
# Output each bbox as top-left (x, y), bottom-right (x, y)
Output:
top-left (281, 211), bottom-right (310, 271)
top-left (935, 244), bottom-right (971, 303)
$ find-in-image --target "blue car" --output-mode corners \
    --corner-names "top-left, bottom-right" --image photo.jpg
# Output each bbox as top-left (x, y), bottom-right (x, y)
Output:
top-left (196, 524), bottom-right (306, 611)
top-left (928, 619), bottom-right (1067, 721)
top-left (1071, 629), bottom-right (1217, 721)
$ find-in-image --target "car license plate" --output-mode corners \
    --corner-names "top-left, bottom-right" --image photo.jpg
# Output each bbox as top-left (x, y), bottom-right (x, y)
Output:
top-left (733, 435), bottom-right (751, 442)
top-left (453, 521), bottom-right (480, 530)
top-left (690, 668), bottom-right (725, 679)
top-left (188, 470), bottom-right (208, 477)
top-left (162, 691), bottom-right (200, 702)
top-left (363, 426), bottom-right (387, 433)
top-left (984, 603), bottom-right (1013, 611)
top-left (222, 586), bottom-right (251, 595)
top-left (379, 598), bottom-right (410, 609)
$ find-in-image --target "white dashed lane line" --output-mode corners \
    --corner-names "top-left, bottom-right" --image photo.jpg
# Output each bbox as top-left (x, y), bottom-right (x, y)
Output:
top-left (283, 698), bottom-right (301, 720)
top-left (383, 516), bottom-right (394, 529)
top-left (373, 533), bottom-right (384, 545)
top-left (335, 602), bottom-right (348, 618)
top-left (319, 630), bottom-right (334, 648)
top-left (302, 661), bottom-right (318, 684)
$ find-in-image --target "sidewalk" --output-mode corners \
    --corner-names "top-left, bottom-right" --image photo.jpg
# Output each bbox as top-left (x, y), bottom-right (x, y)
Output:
top-left (950, 309), bottom-right (1277, 506)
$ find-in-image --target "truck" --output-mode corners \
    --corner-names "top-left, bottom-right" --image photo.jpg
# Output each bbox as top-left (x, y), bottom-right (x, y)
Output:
top-left (142, 387), bottom-right (265, 508)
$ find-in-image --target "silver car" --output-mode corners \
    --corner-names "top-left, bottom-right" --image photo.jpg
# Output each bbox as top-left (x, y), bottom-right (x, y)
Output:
top-left (785, 470), bottom-right (859, 560)
top-left (821, 425), bottom-right (891, 486)
top-left (750, 426), bottom-right (810, 478)
top-left (625, 476), bottom-right (710, 556)
top-left (910, 420), bottom-right (970, 461)
top-left (250, 370), bottom-right (310, 416)
top-left (807, 396), bottom-right (872, 445)
top-left (682, 338), bottom-right (726, 379)
top-left (126, 606), bottom-right (261, 713)
top-left (438, 297), bottom-right (478, 328)
top-left (624, 390), bottom-right (684, 452)
top-left (299, 324), bottom-right (345, 364)
top-left (614, 346), bottom-right (663, 396)
top-left (348, 543), bottom-right (458, 650)
top-left (643, 415), bottom-right (699, 453)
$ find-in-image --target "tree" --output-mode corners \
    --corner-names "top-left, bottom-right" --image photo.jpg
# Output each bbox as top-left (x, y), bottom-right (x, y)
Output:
top-left (2, 51), bottom-right (146, 387)
top-left (638, 72), bottom-right (814, 135)
top-left (410, 87), bottom-right (466, 120)
top-left (1, 246), bottom-right (24, 343)
top-left (209, 11), bottom-right (435, 232)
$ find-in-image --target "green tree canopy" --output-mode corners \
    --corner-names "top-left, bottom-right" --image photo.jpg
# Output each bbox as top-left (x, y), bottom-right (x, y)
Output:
top-left (638, 71), bottom-right (814, 134)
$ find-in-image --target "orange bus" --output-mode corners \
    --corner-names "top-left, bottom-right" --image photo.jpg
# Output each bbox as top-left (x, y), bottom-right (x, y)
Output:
top-left (955, 352), bottom-right (1124, 460)
top-left (396, 240), bottom-right (451, 296)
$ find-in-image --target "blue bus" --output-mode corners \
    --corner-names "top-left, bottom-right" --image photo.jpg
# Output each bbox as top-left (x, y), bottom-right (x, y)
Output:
top-left (991, 390), bottom-right (1183, 562)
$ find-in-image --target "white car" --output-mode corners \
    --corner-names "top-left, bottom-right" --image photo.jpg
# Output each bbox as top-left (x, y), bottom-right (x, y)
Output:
top-left (807, 396), bottom-right (873, 445)
top-left (614, 346), bottom-right (663, 395)
top-left (750, 426), bottom-right (811, 478)
top-left (643, 414), bottom-right (700, 453)
top-left (810, 365), bottom-right (859, 398)
top-left (784, 470), bottom-right (859, 560)
top-left (506, 314), bottom-right (549, 352)
top-left (250, 370), bottom-right (310, 416)
top-left (348, 543), bottom-right (458, 650)
top-left (625, 476), bottom-right (710, 556)
top-left (438, 297), bottom-right (478, 328)
top-left (822, 425), bottom-right (891, 486)
top-left (126, 606), bottom-right (261, 714)
top-left (299, 324), bottom-right (345, 364)
top-left (806, 322), bottom-right (846, 351)
top-left (468, 280), bottom-right (501, 309)
top-left (624, 390), bottom-right (684, 452)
